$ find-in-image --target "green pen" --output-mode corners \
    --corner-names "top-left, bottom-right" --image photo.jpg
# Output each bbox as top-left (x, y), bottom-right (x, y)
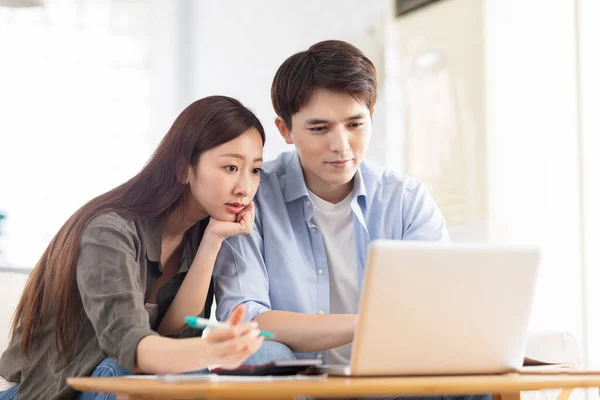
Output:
top-left (184, 316), bottom-right (275, 339)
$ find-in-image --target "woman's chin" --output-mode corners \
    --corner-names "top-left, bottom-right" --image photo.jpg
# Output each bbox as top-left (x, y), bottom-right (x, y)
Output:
top-left (212, 211), bottom-right (237, 223)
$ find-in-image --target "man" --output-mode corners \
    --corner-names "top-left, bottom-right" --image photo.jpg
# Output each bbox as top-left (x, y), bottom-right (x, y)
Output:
top-left (213, 39), bottom-right (449, 366)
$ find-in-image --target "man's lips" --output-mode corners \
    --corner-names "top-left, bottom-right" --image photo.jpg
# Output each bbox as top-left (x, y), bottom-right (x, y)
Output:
top-left (325, 159), bottom-right (353, 168)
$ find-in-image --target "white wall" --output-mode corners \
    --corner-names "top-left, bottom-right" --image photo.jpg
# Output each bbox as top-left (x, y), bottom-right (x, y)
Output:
top-left (386, 0), bottom-right (585, 356)
top-left (0, 1), bottom-right (182, 268)
top-left (484, 0), bottom-right (584, 348)
top-left (0, 271), bottom-right (28, 352)
top-left (387, 0), bottom-right (586, 371)
top-left (0, 1), bottom-right (391, 267)
top-left (389, 0), bottom-right (488, 239)
top-left (147, 0), bottom-right (191, 145)
top-left (578, 0), bottom-right (600, 370)
top-left (187, 0), bottom-right (390, 161)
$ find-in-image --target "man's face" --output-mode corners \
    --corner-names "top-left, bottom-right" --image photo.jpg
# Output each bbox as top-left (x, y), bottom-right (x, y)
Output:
top-left (276, 90), bottom-right (371, 203)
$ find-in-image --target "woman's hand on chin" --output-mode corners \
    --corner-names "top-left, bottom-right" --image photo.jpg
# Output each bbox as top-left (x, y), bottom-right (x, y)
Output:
top-left (205, 202), bottom-right (255, 243)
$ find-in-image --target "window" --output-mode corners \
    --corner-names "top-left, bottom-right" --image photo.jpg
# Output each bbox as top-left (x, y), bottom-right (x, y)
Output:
top-left (0, 0), bottom-right (154, 267)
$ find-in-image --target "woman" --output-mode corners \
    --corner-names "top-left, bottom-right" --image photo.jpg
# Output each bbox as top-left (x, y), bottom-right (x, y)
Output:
top-left (0, 96), bottom-right (266, 400)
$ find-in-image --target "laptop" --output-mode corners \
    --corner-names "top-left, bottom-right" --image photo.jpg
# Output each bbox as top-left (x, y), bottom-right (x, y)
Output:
top-left (318, 240), bottom-right (540, 376)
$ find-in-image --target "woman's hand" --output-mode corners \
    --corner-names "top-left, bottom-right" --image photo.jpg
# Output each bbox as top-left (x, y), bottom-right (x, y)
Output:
top-left (205, 202), bottom-right (255, 243)
top-left (203, 304), bottom-right (263, 369)
top-left (136, 305), bottom-right (263, 374)
top-left (160, 205), bottom-right (256, 334)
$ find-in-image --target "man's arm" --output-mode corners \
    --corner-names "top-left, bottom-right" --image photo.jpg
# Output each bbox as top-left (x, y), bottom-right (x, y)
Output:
top-left (213, 204), bottom-right (358, 353)
top-left (213, 202), bottom-right (271, 324)
top-left (254, 311), bottom-right (357, 353)
top-left (213, 226), bottom-right (271, 323)
top-left (401, 178), bottom-right (449, 241)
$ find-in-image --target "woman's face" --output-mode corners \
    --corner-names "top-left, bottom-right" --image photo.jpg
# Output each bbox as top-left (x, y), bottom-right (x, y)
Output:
top-left (188, 128), bottom-right (263, 222)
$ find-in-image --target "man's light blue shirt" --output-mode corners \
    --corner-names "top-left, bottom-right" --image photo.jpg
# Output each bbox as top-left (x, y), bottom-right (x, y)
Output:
top-left (213, 151), bottom-right (448, 359)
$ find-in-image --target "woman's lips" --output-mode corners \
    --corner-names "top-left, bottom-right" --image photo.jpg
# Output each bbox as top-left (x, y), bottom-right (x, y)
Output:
top-left (225, 203), bottom-right (245, 214)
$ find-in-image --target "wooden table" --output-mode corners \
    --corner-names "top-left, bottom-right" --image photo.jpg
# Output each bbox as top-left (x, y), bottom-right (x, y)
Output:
top-left (67, 372), bottom-right (600, 400)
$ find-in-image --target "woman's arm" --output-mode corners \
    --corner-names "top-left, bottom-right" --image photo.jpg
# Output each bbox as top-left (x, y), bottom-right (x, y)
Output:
top-left (77, 216), bottom-right (160, 372)
top-left (158, 205), bottom-right (256, 335)
top-left (76, 214), bottom-right (261, 374)
top-left (136, 336), bottom-right (208, 374)
top-left (157, 235), bottom-right (222, 335)
top-left (138, 305), bottom-right (263, 373)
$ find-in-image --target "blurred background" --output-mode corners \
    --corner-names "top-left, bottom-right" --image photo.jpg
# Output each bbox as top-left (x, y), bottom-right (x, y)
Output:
top-left (0, 0), bottom-right (598, 393)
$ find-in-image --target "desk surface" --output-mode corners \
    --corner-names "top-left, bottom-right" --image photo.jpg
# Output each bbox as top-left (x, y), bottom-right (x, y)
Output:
top-left (68, 372), bottom-right (600, 400)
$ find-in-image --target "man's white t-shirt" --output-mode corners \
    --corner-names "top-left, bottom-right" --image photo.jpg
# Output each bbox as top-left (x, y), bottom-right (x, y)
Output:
top-left (307, 188), bottom-right (359, 365)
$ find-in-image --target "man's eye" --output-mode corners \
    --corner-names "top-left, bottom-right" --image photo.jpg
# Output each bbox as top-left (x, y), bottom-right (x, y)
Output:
top-left (309, 126), bottom-right (327, 132)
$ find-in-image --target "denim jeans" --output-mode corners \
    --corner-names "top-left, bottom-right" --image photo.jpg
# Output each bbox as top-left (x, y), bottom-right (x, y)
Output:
top-left (243, 340), bottom-right (297, 365)
top-left (78, 357), bottom-right (131, 400)
top-left (0, 385), bottom-right (17, 400)
top-left (0, 357), bottom-right (129, 400)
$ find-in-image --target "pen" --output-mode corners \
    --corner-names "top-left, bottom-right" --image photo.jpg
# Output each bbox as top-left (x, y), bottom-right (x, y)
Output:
top-left (184, 316), bottom-right (275, 339)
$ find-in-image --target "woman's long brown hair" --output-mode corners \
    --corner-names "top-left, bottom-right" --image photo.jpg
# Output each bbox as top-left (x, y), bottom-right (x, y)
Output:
top-left (11, 96), bottom-right (265, 361)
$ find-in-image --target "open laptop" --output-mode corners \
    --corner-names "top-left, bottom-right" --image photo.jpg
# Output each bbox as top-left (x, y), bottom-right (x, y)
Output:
top-left (319, 240), bottom-right (540, 376)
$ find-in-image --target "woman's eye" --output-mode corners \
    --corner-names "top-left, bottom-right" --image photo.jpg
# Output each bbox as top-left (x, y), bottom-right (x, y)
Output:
top-left (252, 168), bottom-right (262, 175)
top-left (225, 165), bottom-right (238, 172)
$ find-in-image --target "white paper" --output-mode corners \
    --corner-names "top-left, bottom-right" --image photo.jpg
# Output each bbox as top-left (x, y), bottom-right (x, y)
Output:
top-left (123, 373), bottom-right (325, 383)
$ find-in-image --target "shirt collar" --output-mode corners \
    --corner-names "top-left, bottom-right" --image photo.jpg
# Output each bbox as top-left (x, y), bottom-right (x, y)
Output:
top-left (282, 152), bottom-right (311, 203)
top-left (141, 215), bottom-right (164, 263)
top-left (141, 215), bottom-right (209, 274)
top-left (282, 151), bottom-right (368, 203)
top-left (353, 164), bottom-right (367, 200)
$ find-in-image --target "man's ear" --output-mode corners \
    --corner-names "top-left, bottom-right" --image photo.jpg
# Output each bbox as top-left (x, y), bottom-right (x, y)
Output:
top-left (275, 116), bottom-right (294, 145)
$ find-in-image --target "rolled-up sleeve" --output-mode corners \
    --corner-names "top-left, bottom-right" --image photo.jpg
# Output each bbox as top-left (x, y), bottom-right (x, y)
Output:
top-left (213, 207), bottom-right (271, 323)
top-left (401, 178), bottom-right (450, 241)
top-left (76, 218), bottom-right (158, 371)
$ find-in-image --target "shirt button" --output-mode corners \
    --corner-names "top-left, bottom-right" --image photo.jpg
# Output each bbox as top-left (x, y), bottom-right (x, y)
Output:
top-left (306, 200), bottom-right (312, 207)
top-left (318, 269), bottom-right (324, 275)
top-left (317, 353), bottom-right (323, 359)
top-left (311, 227), bottom-right (317, 233)
top-left (318, 310), bottom-right (325, 315)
